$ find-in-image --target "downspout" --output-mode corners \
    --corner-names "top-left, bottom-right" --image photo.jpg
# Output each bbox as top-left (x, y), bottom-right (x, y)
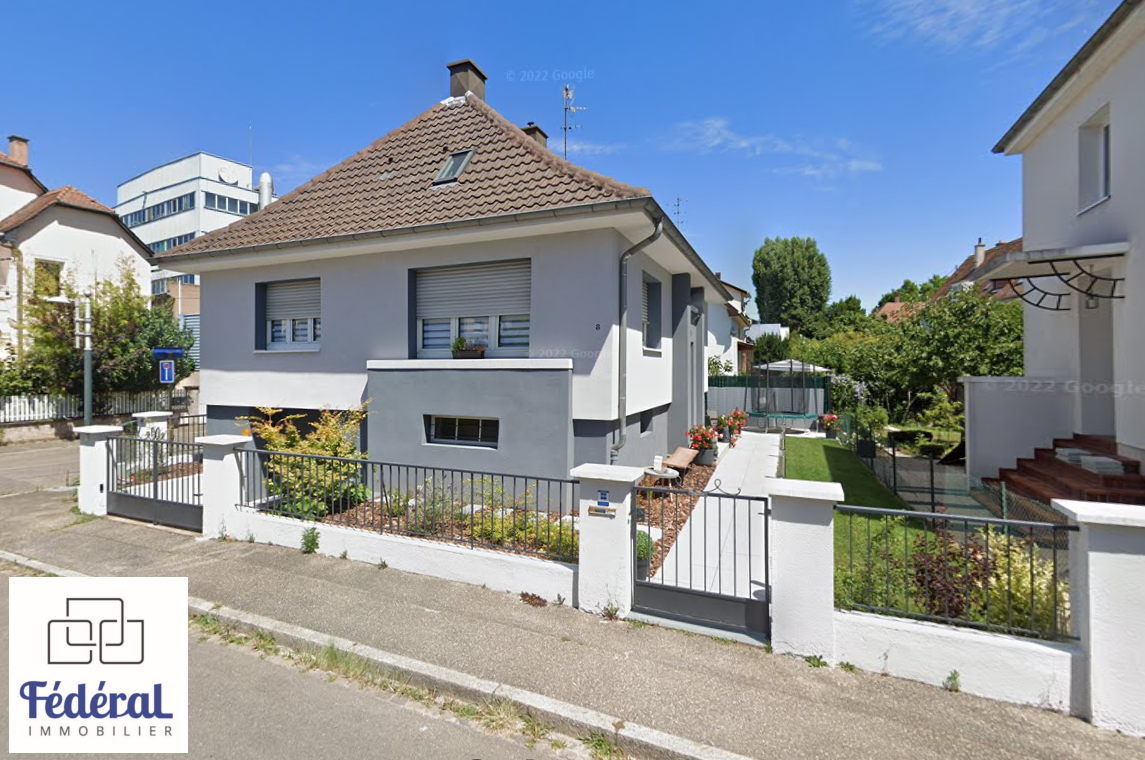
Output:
top-left (610, 218), bottom-right (663, 464)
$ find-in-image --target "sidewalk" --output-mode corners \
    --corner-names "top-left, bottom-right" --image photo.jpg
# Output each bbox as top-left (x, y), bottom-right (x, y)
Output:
top-left (3, 490), bottom-right (1142, 760)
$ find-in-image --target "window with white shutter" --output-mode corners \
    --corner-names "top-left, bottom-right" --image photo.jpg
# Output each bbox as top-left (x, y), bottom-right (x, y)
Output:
top-left (415, 260), bottom-right (531, 357)
top-left (642, 275), bottom-right (662, 350)
top-left (261, 279), bottom-right (321, 350)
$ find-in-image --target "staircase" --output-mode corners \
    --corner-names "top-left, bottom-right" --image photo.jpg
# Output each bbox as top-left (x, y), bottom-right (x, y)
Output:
top-left (992, 435), bottom-right (1145, 506)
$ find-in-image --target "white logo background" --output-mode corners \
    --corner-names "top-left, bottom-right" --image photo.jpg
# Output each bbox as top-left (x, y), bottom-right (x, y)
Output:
top-left (8, 577), bottom-right (188, 754)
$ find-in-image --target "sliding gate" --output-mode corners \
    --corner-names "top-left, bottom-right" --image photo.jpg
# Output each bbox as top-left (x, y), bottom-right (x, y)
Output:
top-left (633, 485), bottom-right (769, 635)
top-left (107, 437), bottom-right (204, 532)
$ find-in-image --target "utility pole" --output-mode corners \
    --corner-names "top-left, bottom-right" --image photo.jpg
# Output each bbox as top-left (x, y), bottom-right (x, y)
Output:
top-left (562, 85), bottom-right (586, 160)
top-left (74, 295), bottom-right (93, 426)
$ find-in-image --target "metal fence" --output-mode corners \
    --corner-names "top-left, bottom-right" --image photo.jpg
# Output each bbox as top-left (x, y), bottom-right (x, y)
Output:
top-left (237, 448), bottom-right (579, 562)
top-left (834, 504), bottom-right (1076, 641)
top-left (169, 414), bottom-right (207, 444)
top-left (0, 391), bottom-right (169, 425)
top-left (108, 437), bottom-right (204, 506)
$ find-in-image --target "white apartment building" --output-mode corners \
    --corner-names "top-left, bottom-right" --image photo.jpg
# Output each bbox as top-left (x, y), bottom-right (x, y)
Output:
top-left (115, 153), bottom-right (273, 304)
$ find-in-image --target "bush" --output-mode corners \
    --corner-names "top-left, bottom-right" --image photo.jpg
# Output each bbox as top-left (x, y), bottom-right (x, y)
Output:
top-left (636, 530), bottom-right (653, 562)
top-left (978, 526), bottom-right (1070, 634)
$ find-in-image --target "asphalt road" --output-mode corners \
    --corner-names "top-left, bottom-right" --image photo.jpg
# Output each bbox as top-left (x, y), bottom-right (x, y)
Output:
top-left (2, 565), bottom-right (566, 760)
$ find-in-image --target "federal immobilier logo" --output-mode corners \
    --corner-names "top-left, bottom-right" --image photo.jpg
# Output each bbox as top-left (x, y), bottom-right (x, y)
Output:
top-left (8, 577), bottom-right (188, 754)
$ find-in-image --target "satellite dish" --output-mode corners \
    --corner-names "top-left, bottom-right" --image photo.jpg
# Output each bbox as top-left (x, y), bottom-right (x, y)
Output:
top-left (218, 165), bottom-right (237, 184)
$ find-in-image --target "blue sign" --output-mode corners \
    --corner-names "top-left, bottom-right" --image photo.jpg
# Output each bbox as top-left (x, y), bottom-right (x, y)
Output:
top-left (152, 348), bottom-right (184, 358)
top-left (596, 489), bottom-right (610, 507)
top-left (159, 360), bottom-right (175, 384)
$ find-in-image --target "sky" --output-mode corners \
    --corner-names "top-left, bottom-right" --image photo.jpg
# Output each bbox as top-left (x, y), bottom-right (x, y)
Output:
top-left (7, 0), bottom-right (1121, 310)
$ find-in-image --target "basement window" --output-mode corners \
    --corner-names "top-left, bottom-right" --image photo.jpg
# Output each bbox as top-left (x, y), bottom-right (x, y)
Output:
top-left (433, 149), bottom-right (475, 185)
top-left (427, 415), bottom-right (499, 448)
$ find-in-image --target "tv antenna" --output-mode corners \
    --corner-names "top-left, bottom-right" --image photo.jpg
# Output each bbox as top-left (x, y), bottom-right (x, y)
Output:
top-left (562, 84), bottom-right (586, 160)
top-left (672, 197), bottom-right (688, 228)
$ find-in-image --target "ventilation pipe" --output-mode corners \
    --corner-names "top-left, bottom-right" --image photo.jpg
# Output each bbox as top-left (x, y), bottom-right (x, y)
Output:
top-left (610, 217), bottom-right (664, 464)
top-left (258, 172), bottom-right (274, 209)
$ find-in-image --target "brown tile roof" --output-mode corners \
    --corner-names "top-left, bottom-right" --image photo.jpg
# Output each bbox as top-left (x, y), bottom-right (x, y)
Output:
top-left (0, 185), bottom-right (117, 233)
top-left (932, 238), bottom-right (1023, 300)
top-left (874, 300), bottom-right (918, 323)
top-left (164, 95), bottom-right (651, 259)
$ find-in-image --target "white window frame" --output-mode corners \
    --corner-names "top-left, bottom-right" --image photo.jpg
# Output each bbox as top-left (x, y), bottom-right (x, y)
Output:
top-left (266, 317), bottom-right (321, 350)
top-left (1078, 105), bottom-right (1112, 214)
top-left (427, 415), bottom-right (499, 448)
top-left (417, 314), bottom-right (530, 358)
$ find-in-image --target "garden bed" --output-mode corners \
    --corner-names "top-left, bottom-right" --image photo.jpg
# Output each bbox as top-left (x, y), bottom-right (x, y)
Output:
top-left (635, 462), bottom-right (717, 576)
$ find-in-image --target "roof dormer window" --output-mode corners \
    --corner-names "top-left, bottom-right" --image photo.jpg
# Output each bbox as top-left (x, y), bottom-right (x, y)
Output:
top-left (433, 149), bottom-right (475, 185)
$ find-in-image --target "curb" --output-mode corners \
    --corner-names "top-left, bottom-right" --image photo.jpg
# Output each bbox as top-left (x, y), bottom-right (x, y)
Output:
top-left (2, 551), bottom-right (754, 760)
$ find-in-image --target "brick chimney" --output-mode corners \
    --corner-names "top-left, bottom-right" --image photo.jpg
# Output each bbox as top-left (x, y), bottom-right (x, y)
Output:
top-left (7, 135), bottom-right (28, 166)
top-left (522, 122), bottom-right (547, 147)
top-left (447, 59), bottom-right (487, 101)
top-left (973, 237), bottom-right (986, 268)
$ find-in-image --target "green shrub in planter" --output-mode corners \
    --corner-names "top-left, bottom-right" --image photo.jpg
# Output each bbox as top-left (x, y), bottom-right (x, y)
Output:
top-left (918, 441), bottom-right (947, 459)
top-left (636, 530), bottom-right (654, 562)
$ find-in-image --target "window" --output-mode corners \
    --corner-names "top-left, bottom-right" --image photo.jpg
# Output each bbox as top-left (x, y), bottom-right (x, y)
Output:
top-left (1079, 106), bottom-right (1112, 211)
top-left (433, 149), bottom-right (475, 185)
top-left (415, 260), bottom-right (531, 356)
top-left (204, 192), bottom-right (258, 216)
top-left (148, 233), bottom-right (197, 253)
top-left (33, 260), bottom-right (63, 298)
top-left (122, 192), bottom-right (195, 228)
top-left (642, 275), bottom-right (662, 349)
top-left (428, 415), bottom-right (499, 447)
top-left (260, 279), bottom-right (321, 350)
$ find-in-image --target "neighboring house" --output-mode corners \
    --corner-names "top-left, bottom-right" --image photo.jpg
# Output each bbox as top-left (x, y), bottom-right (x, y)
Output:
top-left (964, 0), bottom-right (1145, 505)
top-left (155, 59), bottom-right (730, 480)
top-left (873, 300), bottom-right (916, 323)
top-left (706, 276), bottom-right (753, 373)
top-left (744, 323), bottom-right (789, 342)
top-left (931, 237), bottom-right (1022, 301)
top-left (0, 136), bottom-right (151, 358)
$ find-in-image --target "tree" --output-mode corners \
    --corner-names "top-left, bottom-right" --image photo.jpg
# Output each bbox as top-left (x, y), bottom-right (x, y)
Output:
top-left (4, 260), bottom-right (195, 401)
top-left (873, 274), bottom-right (950, 313)
top-left (751, 237), bottom-right (831, 335)
top-left (753, 332), bottom-right (789, 365)
top-left (807, 295), bottom-right (868, 338)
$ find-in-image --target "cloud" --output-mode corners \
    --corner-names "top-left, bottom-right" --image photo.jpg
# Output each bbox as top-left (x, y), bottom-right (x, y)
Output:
top-left (564, 139), bottom-right (626, 157)
top-left (662, 117), bottom-right (883, 179)
top-left (862, 0), bottom-right (1110, 53)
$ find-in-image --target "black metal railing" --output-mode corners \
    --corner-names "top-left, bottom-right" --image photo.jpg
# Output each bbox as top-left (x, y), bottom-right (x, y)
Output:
top-left (108, 437), bottom-right (204, 505)
top-left (170, 413), bottom-right (207, 444)
top-left (237, 448), bottom-right (579, 562)
top-left (834, 504), bottom-right (1077, 641)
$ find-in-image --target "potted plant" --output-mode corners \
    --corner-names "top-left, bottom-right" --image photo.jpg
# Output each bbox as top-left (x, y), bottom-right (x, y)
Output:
top-left (820, 413), bottom-right (839, 439)
top-left (715, 414), bottom-right (732, 443)
top-left (636, 530), bottom-right (653, 580)
top-left (451, 336), bottom-right (486, 359)
top-left (730, 408), bottom-right (748, 434)
top-left (688, 424), bottom-right (718, 465)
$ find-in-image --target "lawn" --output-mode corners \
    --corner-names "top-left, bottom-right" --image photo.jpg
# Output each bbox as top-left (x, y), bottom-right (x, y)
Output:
top-left (783, 437), bottom-right (903, 509)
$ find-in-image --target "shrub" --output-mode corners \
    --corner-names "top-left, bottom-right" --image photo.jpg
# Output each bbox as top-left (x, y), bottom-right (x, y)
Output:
top-left (300, 527), bottom-right (319, 554)
top-left (636, 530), bottom-right (653, 562)
top-left (910, 523), bottom-right (989, 620)
top-left (978, 526), bottom-right (1070, 635)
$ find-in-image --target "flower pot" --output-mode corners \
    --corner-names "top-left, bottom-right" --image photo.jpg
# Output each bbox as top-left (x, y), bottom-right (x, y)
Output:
top-left (825, 429), bottom-right (837, 440)
top-left (694, 447), bottom-right (716, 466)
top-left (636, 559), bottom-right (650, 581)
top-left (451, 347), bottom-right (486, 359)
top-left (721, 426), bottom-right (732, 443)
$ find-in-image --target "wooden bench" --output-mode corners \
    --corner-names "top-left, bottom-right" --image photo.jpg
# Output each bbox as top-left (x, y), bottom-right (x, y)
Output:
top-left (662, 447), bottom-right (698, 475)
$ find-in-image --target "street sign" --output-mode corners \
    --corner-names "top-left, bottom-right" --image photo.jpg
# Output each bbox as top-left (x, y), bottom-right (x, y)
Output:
top-left (152, 348), bottom-right (185, 358)
top-left (159, 360), bottom-right (175, 384)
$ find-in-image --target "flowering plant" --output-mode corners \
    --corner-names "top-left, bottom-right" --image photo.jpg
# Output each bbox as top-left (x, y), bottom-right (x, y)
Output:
top-left (687, 425), bottom-right (718, 451)
top-left (730, 408), bottom-right (748, 432)
top-left (820, 413), bottom-right (839, 432)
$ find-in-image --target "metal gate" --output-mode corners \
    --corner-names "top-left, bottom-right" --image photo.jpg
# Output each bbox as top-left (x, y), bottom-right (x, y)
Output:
top-left (107, 437), bottom-right (204, 532)
top-left (633, 484), bottom-right (769, 636)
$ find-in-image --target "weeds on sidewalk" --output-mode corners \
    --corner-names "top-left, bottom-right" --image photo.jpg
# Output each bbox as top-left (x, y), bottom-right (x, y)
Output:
top-left (944, 670), bottom-right (961, 693)
top-left (582, 731), bottom-right (626, 759)
top-left (189, 613), bottom-right (574, 754)
top-left (519, 592), bottom-right (546, 607)
top-left (67, 506), bottom-right (99, 527)
top-left (805, 654), bottom-right (828, 668)
top-left (300, 527), bottom-right (319, 554)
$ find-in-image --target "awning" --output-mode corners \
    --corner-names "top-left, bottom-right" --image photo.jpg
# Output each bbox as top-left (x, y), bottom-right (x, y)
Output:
top-left (972, 242), bottom-right (1127, 311)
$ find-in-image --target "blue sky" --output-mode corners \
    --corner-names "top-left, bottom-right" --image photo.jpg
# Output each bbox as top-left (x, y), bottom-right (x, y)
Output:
top-left (8, 0), bottom-right (1119, 309)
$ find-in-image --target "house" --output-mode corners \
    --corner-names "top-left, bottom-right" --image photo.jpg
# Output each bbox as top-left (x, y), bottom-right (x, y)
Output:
top-left (0, 136), bottom-right (151, 358)
top-left (706, 276), bottom-right (753, 374)
top-left (744, 323), bottom-right (789, 342)
top-left (931, 237), bottom-right (1022, 301)
top-left (963, 0), bottom-right (1145, 505)
top-left (873, 300), bottom-right (914, 322)
top-left (156, 59), bottom-right (730, 480)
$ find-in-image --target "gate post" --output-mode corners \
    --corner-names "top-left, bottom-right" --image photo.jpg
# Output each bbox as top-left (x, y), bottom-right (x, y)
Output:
top-left (198, 434), bottom-right (252, 540)
top-left (75, 425), bottom-right (123, 516)
top-left (133, 410), bottom-right (172, 440)
top-left (768, 479), bottom-right (843, 661)
top-left (571, 463), bottom-right (645, 616)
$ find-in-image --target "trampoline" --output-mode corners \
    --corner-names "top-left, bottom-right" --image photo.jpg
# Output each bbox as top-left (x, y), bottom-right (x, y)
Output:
top-left (748, 359), bottom-right (832, 431)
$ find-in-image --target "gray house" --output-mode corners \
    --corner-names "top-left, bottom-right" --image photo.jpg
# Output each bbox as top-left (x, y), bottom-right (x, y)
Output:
top-left (156, 59), bottom-right (730, 480)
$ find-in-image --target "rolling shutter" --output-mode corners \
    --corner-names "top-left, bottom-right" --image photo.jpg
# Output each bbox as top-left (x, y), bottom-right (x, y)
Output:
top-left (416, 260), bottom-right (530, 319)
top-left (266, 279), bottom-right (320, 320)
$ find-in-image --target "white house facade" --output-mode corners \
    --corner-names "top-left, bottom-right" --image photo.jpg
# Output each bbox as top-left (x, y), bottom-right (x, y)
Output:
top-left (964, 0), bottom-right (1145, 504)
top-left (0, 136), bottom-right (151, 358)
top-left (705, 277), bottom-right (753, 374)
top-left (156, 60), bottom-right (729, 480)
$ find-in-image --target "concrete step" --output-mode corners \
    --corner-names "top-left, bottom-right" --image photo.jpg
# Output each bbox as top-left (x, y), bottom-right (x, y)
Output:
top-left (1029, 451), bottom-right (1145, 489)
